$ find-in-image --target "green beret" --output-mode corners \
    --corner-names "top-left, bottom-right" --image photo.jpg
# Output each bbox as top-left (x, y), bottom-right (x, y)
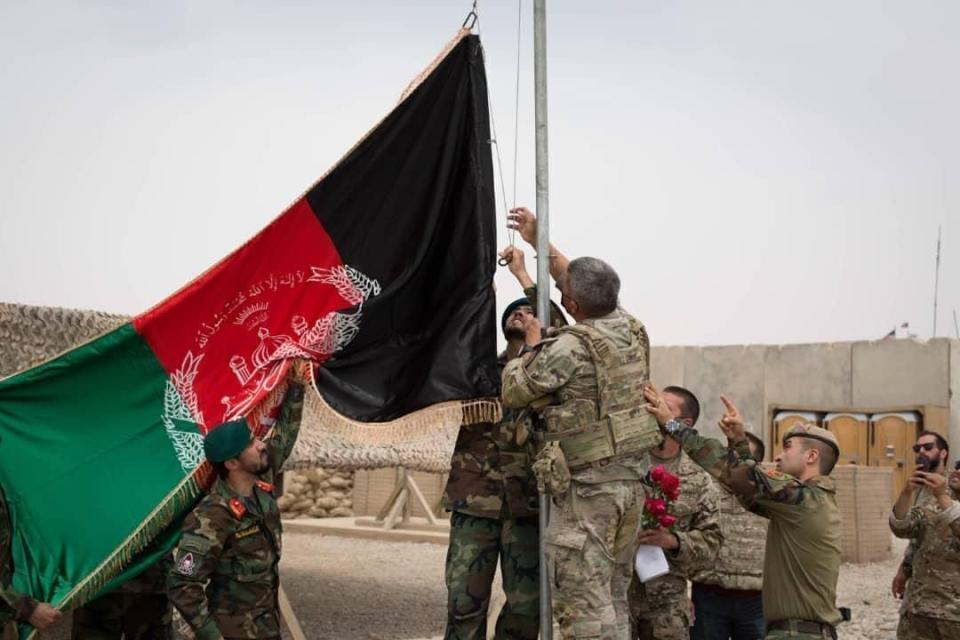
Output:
top-left (203, 419), bottom-right (253, 463)
top-left (501, 297), bottom-right (534, 332)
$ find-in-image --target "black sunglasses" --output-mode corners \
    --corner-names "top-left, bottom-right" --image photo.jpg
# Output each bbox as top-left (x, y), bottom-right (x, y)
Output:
top-left (913, 442), bottom-right (938, 453)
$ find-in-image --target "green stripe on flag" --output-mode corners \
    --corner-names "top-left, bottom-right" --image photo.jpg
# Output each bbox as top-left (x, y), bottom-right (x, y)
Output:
top-left (0, 323), bottom-right (204, 611)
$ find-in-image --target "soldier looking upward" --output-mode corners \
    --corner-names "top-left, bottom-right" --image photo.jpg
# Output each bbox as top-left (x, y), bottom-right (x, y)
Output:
top-left (645, 389), bottom-right (842, 640)
top-left (167, 363), bottom-right (306, 640)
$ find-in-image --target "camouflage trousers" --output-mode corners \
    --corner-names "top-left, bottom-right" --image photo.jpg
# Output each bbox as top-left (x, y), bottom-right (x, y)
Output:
top-left (628, 574), bottom-right (690, 640)
top-left (444, 511), bottom-right (539, 640)
top-left (897, 612), bottom-right (960, 640)
top-left (545, 478), bottom-right (643, 640)
top-left (71, 591), bottom-right (171, 640)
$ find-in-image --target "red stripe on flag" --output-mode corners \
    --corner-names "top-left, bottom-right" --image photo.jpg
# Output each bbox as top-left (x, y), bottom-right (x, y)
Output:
top-left (133, 198), bottom-right (348, 429)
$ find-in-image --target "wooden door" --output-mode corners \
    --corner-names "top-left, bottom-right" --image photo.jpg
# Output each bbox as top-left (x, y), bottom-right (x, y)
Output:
top-left (823, 413), bottom-right (868, 465)
top-left (869, 412), bottom-right (919, 501)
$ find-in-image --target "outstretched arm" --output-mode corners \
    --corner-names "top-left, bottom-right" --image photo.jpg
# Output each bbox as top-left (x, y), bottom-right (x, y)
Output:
top-left (508, 207), bottom-right (570, 282)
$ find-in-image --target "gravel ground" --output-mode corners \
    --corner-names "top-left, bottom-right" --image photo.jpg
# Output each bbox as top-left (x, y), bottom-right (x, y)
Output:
top-left (41, 531), bottom-right (909, 639)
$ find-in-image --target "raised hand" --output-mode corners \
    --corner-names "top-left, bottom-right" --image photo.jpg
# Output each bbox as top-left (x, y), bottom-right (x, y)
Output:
top-left (717, 395), bottom-right (745, 441)
top-left (507, 207), bottom-right (538, 245)
top-left (642, 384), bottom-right (673, 427)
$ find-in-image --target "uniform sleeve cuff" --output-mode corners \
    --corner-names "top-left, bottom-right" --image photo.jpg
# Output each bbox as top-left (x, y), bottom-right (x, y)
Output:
top-left (15, 596), bottom-right (37, 623)
top-left (889, 510), bottom-right (915, 535)
top-left (939, 500), bottom-right (960, 525)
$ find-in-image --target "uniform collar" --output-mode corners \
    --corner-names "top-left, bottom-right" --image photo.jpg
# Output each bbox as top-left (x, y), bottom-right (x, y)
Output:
top-left (806, 475), bottom-right (836, 492)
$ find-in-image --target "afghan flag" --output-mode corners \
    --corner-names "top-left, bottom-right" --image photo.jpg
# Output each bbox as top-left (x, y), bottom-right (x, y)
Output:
top-left (0, 29), bottom-right (497, 627)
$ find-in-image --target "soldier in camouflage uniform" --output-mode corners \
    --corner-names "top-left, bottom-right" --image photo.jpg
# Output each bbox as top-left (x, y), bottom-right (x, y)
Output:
top-left (646, 389), bottom-right (842, 640)
top-left (71, 555), bottom-right (172, 639)
top-left (889, 430), bottom-right (960, 640)
top-left (628, 386), bottom-right (722, 640)
top-left (168, 368), bottom-right (305, 640)
top-left (502, 248), bottom-right (660, 640)
top-left (443, 244), bottom-right (565, 640)
top-left (690, 431), bottom-right (767, 640)
top-left (0, 485), bottom-right (61, 636)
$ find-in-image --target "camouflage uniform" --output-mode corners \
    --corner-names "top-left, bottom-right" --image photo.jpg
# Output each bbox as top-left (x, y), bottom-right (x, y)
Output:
top-left (502, 307), bottom-right (658, 640)
top-left (443, 289), bottom-right (565, 640)
top-left (628, 450), bottom-right (722, 640)
top-left (0, 487), bottom-right (38, 638)
top-left (71, 557), bottom-right (172, 639)
top-left (168, 383), bottom-right (304, 640)
top-left (690, 482), bottom-right (767, 640)
top-left (890, 484), bottom-right (960, 640)
top-left (665, 421), bottom-right (842, 640)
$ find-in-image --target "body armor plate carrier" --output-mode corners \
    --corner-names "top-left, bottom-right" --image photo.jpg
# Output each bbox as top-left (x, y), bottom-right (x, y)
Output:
top-left (540, 318), bottom-right (660, 470)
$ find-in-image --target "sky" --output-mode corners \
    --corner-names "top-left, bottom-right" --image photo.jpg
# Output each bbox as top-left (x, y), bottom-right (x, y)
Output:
top-left (1, 1), bottom-right (957, 346)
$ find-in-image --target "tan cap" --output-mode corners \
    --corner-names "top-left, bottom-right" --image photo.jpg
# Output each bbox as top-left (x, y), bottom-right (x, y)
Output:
top-left (783, 422), bottom-right (840, 456)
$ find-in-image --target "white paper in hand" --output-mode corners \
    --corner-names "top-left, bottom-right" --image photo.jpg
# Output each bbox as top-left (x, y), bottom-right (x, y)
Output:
top-left (634, 544), bottom-right (670, 582)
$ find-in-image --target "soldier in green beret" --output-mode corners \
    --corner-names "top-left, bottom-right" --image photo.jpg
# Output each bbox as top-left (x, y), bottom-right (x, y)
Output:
top-left (645, 388), bottom-right (842, 640)
top-left (168, 363), bottom-right (307, 640)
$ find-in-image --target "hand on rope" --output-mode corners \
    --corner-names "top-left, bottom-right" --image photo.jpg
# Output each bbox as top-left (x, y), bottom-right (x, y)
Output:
top-left (508, 206), bottom-right (538, 244)
top-left (499, 245), bottom-right (534, 289)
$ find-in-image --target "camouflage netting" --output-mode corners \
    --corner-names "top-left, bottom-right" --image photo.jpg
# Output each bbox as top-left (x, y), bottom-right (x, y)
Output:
top-left (0, 302), bottom-right (472, 472)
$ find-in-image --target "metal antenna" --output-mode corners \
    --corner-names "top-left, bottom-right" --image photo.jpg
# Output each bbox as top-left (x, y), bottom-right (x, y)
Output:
top-left (933, 225), bottom-right (941, 337)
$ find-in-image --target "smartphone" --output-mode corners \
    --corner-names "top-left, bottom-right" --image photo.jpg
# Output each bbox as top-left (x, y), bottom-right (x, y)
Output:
top-left (954, 460), bottom-right (960, 471)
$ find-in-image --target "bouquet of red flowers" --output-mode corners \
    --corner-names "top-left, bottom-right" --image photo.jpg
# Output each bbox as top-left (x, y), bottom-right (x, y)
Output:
top-left (641, 464), bottom-right (681, 530)
top-left (635, 463), bottom-right (682, 581)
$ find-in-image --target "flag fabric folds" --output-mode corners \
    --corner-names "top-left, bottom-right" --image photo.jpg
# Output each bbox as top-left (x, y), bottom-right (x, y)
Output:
top-left (0, 29), bottom-right (496, 626)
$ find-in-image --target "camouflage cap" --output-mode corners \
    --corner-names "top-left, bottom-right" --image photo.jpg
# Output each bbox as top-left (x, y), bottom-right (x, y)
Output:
top-left (203, 419), bottom-right (253, 462)
top-left (783, 422), bottom-right (840, 456)
top-left (501, 297), bottom-right (534, 332)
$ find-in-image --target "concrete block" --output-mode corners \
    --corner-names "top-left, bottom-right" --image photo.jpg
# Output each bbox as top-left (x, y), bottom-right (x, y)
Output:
top-left (851, 339), bottom-right (951, 408)
top-left (763, 342), bottom-right (852, 409)
top-left (650, 346), bottom-right (685, 390)
top-left (681, 345), bottom-right (766, 441)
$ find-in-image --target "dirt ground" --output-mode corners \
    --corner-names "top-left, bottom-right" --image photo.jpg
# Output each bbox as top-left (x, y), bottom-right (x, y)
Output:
top-left (42, 531), bottom-right (909, 640)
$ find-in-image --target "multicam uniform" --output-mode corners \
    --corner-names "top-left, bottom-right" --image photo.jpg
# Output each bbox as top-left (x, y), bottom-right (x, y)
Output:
top-left (443, 289), bottom-right (564, 640)
top-left (690, 483), bottom-right (767, 640)
top-left (502, 308), bottom-right (661, 640)
top-left (628, 450), bottom-right (721, 640)
top-left (889, 485), bottom-right (960, 640)
top-left (168, 384), bottom-right (304, 640)
top-left (71, 557), bottom-right (172, 640)
top-left (664, 421), bottom-right (842, 640)
top-left (0, 488), bottom-right (38, 638)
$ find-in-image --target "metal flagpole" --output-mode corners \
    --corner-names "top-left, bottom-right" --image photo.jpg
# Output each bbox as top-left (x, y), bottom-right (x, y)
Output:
top-left (533, 1), bottom-right (552, 637)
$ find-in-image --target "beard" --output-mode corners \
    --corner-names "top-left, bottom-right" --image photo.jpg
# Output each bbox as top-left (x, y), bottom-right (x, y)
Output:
top-left (504, 325), bottom-right (527, 341)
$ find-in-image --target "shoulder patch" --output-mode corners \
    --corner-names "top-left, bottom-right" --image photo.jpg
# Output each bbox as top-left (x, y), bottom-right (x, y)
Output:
top-left (175, 550), bottom-right (196, 576)
top-left (764, 468), bottom-right (792, 480)
top-left (228, 498), bottom-right (246, 519)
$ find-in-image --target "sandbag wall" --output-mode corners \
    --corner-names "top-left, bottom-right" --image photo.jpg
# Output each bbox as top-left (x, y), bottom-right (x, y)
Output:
top-left (279, 468), bottom-right (354, 518)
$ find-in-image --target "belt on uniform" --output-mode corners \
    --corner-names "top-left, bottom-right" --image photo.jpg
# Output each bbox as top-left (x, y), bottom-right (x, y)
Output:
top-left (766, 619), bottom-right (837, 640)
top-left (691, 582), bottom-right (761, 598)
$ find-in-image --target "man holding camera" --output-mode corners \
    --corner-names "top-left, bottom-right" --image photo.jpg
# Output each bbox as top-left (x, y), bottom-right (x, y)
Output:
top-left (889, 430), bottom-right (960, 640)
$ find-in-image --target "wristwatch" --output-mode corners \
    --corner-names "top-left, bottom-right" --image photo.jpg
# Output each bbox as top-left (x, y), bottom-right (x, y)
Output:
top-left (663, 419), bottom-right (683, 437)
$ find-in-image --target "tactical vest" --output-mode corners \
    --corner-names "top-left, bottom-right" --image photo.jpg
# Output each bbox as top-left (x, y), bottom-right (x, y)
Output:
top-left (540, 317), bottom-right (660, 469)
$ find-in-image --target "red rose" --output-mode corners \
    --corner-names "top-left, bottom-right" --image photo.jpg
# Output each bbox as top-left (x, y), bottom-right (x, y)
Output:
top-left (660, 473), bottom-right (680, 499)
top-left (645, 497), bottom-right (667, 518)
top-left (650, 464), bottom-right (666, 483)
top-left (659, 514), bottom-right (677, 528)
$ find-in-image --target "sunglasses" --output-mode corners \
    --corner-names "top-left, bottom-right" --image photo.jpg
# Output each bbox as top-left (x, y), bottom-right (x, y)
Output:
top-left (913, 442), bottom-right (938, 453)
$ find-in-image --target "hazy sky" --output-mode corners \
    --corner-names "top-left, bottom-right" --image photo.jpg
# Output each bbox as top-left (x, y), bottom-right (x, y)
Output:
top-left (1, 1), bottom-right (957, 346)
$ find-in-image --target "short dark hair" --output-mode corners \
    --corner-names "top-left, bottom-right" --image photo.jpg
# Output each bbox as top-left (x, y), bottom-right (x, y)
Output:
top-left (745, 432), bottom-right (765, 462)
top-left (566, 257), bottom-right (620, 317)
top-left (918, 430), bottom-right (949, 456)
top-left (662, 386), bottom-right (700, 426)
top-left (213, 461), bottom-right (229, 480)
top-left (799, 439), bottom-right (838, 475)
